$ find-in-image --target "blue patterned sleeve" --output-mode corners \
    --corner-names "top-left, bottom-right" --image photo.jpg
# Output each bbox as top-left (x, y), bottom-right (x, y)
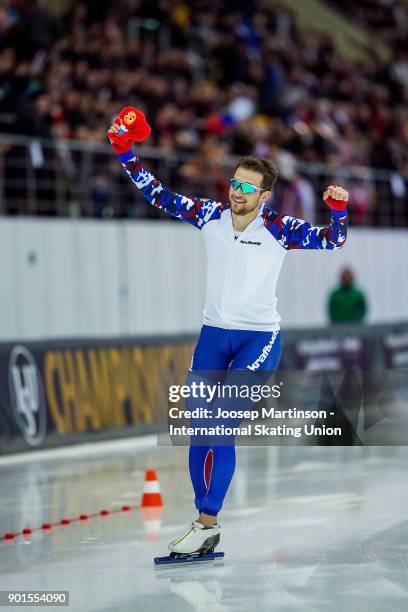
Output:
top-left (118, 151), bottom-right (220, 229)
top-left (263, 208), bottom-right (348, 250)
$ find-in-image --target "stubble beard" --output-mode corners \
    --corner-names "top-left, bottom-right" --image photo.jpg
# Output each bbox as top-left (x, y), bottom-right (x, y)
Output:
top-left (231, 199), bottom-right (261, 216)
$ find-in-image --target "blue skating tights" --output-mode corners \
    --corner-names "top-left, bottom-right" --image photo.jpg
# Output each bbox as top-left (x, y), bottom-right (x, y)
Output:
top-left (188, 325), bottom-right (281, 517)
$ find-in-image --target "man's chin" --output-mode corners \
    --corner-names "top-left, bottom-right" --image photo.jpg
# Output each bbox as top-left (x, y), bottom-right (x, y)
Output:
top-left (231, 204), bottom-right (249, 215)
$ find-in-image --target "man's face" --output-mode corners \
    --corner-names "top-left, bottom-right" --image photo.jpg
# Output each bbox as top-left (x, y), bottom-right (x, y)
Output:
top-left (341, 268), bottom-right (354, 287)
top-left (229, 167), bottom-right (270, 216)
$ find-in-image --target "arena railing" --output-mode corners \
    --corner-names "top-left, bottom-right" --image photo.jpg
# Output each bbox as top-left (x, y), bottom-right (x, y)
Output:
top-left (0, 133), bottom-right (406, 227)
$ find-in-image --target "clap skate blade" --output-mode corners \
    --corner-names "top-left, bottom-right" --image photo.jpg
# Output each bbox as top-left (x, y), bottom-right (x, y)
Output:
top-left (154, 534), bottom-right (224, 567)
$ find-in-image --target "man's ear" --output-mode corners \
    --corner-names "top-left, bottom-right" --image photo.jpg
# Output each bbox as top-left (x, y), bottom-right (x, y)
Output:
top-left (261, 190), bottom-right (271, 203)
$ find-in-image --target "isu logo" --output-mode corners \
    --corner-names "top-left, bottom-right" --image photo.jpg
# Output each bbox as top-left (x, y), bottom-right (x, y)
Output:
top-left (8, 345), bottom-right (46, 446)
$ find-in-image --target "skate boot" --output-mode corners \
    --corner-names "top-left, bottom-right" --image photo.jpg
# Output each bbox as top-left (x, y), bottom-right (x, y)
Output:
top-left (168, 521), bottom-right (220, 557)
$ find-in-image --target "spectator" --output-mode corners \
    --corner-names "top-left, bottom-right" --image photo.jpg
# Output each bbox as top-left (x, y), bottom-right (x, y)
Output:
top-left (328, 267), bottom-right (368, 324)
top-left (0, 0), bottom-right (407, 222)
top-left (0, 0), bottom-right (407, 170)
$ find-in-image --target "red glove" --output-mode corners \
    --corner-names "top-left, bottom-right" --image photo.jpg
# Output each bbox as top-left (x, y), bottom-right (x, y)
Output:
top-left (107, 106), bottom-right (151, 154)
top-left (323, 185), bottom-right (349, 212)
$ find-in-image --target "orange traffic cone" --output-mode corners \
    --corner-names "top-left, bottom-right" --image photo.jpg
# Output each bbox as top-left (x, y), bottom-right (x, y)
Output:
top-left (141, 469), bottom-right (163, 507)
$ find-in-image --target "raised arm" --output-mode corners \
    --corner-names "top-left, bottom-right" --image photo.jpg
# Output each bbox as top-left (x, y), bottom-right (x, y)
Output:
top-left (108, 110), bottom-right (219, 229)
top-left (263, 185), bottom-right (348, 250)
top-left (119, 151), bottom-right (221, 229)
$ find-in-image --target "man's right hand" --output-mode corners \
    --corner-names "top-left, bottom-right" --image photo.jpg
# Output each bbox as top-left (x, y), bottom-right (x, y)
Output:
top-left (108, 106), bottom-right (152, 154)
top-left (107, 118), bottom-right (133, 154)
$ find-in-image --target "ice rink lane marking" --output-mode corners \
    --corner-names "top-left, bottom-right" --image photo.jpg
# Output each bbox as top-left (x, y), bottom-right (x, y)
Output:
top-left (0, 503), bottom-right (142, 542)
top-left (0, 434), bottom-right (158, 541)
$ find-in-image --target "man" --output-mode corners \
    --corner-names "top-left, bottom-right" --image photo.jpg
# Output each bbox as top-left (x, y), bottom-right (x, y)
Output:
top-left (329, 267), bottom-right (367, 324)
top-left (108, 111), bottom-right (349, 557)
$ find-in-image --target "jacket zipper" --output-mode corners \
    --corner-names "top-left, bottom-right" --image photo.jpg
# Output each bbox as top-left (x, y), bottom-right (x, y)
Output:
top-left (221, 231), bottom-right (241, 322)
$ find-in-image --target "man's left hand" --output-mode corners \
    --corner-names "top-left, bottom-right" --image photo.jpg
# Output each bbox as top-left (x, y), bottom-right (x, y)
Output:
top-left (323, 185), bottom-right (349, 212)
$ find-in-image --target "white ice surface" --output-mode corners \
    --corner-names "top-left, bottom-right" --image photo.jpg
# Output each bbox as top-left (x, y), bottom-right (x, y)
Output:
top-left (1, 439), bottom-right (408, 611)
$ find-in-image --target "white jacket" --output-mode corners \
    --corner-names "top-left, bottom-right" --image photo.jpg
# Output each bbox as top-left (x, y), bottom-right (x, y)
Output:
top-left (118, 152), bottom-right (348, 332)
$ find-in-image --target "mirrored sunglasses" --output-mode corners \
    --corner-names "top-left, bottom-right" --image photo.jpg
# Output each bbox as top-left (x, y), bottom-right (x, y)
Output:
top-left (230, 178), bottom-right (265, 194)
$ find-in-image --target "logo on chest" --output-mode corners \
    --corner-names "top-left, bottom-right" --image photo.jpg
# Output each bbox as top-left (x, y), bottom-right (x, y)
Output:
top-left (240, 239), bottom-right (262, 246)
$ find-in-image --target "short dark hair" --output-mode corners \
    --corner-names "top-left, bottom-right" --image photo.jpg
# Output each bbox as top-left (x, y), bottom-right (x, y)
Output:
top-left (234, 156), bottom-right (278, 190)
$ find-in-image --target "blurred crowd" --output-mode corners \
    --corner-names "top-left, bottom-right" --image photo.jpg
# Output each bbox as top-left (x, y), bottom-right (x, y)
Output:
top-left (0, 0), bottom-right (407, 222)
